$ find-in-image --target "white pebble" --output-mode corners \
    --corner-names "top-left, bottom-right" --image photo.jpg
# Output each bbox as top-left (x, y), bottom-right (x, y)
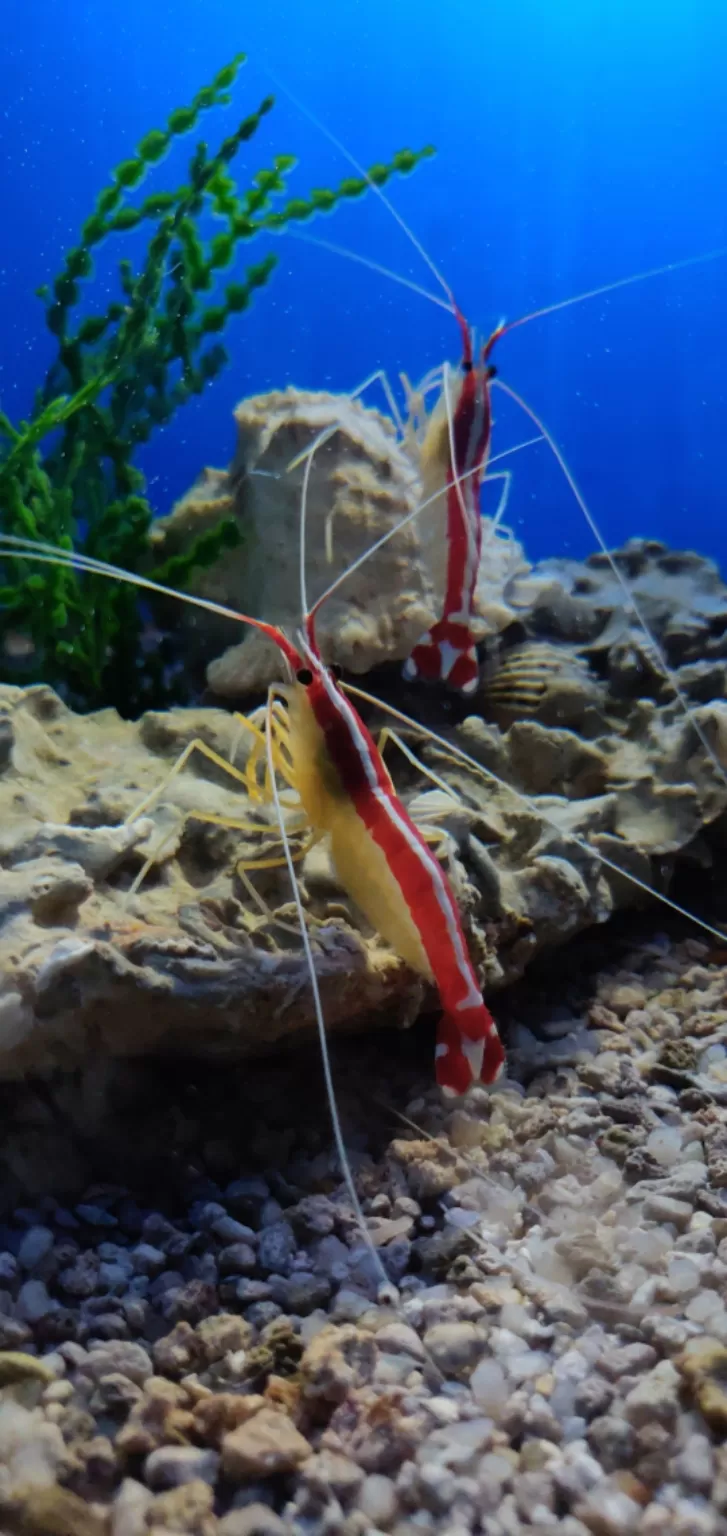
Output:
top-left (646, 1127), bottom-right (683, 1165)
top-left (668, 1256), bottom-right (701, 1294)
top-left (686, 1291), bottom-right (725, 1324)
top-left (359, 1473), bottom-right (398, 1526)
top-left (470, 1359), bottom-right (508, 1419)
top-left (499, 1303), bottom-right (531, 1336)
top-left (505, 1350), bottom-right (552, 1383)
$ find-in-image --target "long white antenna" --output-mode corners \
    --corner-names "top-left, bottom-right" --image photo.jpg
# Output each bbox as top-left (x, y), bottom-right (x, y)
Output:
top-left (267, 69), bottom-right (456, 309)
top-left (263, 692), bottom-right (390, 1295)
top-left (286, 231), bottom-right (454, 315)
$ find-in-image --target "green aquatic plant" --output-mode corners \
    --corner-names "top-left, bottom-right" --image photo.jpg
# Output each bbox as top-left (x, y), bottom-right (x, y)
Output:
top-left (0, 53), bottom-right (434, 712)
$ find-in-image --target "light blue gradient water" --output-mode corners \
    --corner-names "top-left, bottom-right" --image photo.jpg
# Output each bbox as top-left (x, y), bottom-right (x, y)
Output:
top-left (2, 0), bottom-right (726, 565)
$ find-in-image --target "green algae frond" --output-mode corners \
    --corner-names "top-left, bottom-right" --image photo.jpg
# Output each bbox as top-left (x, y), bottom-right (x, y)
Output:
top-left (0, 54), bottom-right (435, 713)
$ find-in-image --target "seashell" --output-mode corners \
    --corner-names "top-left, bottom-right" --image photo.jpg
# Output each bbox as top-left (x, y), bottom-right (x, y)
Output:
top-left (482, 642), bottom-right (581, 709)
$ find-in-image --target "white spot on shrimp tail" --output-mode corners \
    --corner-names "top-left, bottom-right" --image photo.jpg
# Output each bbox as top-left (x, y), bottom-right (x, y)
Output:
top-left (438, 640), bottom-right (461, 681)
top-left (461, 1035), bottom-right (485, 1081)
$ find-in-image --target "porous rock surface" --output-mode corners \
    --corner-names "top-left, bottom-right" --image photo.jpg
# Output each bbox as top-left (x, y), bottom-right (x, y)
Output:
top-left (149, 386), bottom-right (528, 694)
top-left (2, 593), bottom-right (727, 1081)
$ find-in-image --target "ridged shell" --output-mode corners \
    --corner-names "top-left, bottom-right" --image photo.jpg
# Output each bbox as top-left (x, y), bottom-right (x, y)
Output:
top-left (482, 642), bottom-right (591, 716)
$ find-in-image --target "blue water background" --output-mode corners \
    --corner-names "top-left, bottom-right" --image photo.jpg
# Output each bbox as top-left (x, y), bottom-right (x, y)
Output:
top-left (2, 0), bottom-right (726, 568)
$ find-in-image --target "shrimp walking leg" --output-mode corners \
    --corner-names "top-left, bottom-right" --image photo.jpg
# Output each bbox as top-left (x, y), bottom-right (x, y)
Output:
top-left (374, 724), bottom-right (463, 805)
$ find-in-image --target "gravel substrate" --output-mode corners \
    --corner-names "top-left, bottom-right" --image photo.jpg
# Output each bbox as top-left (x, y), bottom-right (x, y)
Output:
top-left (1, 922), bottom-right (727, 1535)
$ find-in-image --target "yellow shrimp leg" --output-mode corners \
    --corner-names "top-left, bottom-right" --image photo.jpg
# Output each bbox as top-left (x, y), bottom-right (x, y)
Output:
top-left (375, 725), bottom-right (463, 805)
top-left (123, 704), bottom-right (306, 899)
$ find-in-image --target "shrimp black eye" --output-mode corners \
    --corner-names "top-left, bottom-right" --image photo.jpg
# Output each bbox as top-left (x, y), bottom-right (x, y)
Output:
top-left (487, 364), bottom-right (497, 380)
top-left (296, 667), bottom-right (313, 686)
top-left (462, 358), bottom-right (474, 374)
top-left (329, 662), bottom-right (343, 681)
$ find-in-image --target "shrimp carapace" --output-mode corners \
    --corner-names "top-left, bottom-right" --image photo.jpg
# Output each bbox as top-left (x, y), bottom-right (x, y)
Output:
top-left (404, 313), bottom-right (502, 695)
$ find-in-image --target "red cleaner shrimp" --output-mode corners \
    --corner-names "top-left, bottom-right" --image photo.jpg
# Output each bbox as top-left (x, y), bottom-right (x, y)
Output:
top-left (402, 317), bottom-right (499, 694)
top-left (0, 532), bottom-right (504, 1099)
top-left (276, 80), bottom-right (727, 720)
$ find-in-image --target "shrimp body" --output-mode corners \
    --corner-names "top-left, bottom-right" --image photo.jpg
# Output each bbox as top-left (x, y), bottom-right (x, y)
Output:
top-left (286, 639), bottom-right (505, 1093)
top-left (405, 318), bottom-right (495, 695)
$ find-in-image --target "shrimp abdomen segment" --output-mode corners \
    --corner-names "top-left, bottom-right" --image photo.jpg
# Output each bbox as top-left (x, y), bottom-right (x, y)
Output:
top-left (328, 805), bottom-right (434, 978)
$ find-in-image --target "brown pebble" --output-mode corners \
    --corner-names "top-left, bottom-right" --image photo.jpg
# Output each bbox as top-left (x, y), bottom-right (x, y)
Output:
top-left (0, 1484), bottom-right (106, 1536)
top-left (0, 1352), bottom-right (56, 1387)
top-left (222, 1408), bottom-right (312, 1479)
top-left (676, 1335), bottom-right (727, 1431)
top-left (147, 1478), bottom-right (214, 1532)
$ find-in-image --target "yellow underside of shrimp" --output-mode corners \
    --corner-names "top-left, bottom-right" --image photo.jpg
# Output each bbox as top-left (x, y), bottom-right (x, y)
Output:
top-left (282, 680), bottom-right (434, 981)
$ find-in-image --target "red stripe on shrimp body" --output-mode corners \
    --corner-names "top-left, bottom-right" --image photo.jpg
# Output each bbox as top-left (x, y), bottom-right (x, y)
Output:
top-left (406, 337), bottom-right (494, 696)
top-left (303, 652), bottom-right (504, 1090)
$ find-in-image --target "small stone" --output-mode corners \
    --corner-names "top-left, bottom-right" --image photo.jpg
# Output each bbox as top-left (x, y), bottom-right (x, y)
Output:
top-left (676, 1335), bottom-right (727, 1431)
top-left (269, 1273), bottom-right (332, 1315)
top-left (17, 1225), bottom-right (55, 1271)
top-left (301, 1448), bottom-right (365, 1499)
top-left (0, 1254), bottom-right (18, 1285)
top-left (196, 1313), bottom-right (250, 1365)
top-left (574, 1376), bottom-right (615, 1421)
top-left (3, 1486), bottom-right (106, 1536)
top-left (146, 1479), bottom-right (213, 1531)
top-left (671, 1431), bottom-right (714, 1494)
top-left (0, 1315), bottom-right (32, 1350)
top-left (575, 1480), bottom-right (642, 1535)
top-left (642, 1194), bottom-right (694, 1229)
top-left (76, 1203), bottom-right (118, 1227)
top-left (514, 1468), bottom-right (557, 1521)
top-left (222, 1408), bottom-right (312, 1478)
top-left (257, 1221), bottom-right (297, 1276)
top-left (162, 1278), bottom-right (219, 1326)
top-left (211, 1214), bottom-right (256, 1244)
top-left (0, 1351), bottom-right (56, 1387)
top-left (359, 1472), bottom-right (398, 1526)
top-left (597, 1344), bottom-right (657, 1381)
top-left (58, 1256), bottom-right (98, 1299)
top-left (642, 1313), bottom-right (696, 1353)
top-left (225, 1176), bottom-right (270, 1223)
top-left (623, 1362), bottom-right (680, 1429)
top-left (552, 1445), bottom-right (606, 1502)
top-left (82, 1340), bottom-right (153, 1385)
top-left (218, 1506), bottom-right (287, 1536)
top-left (130, 1243), bottom-right (166, 1275)
top-left (422, 1322), bottom-right (486, 1379)
top-left (376, 1322), bottom-right (427, 1361)
top-left (111, 1477), bottom-right (153, 1536)
top-left (587, 1416), bottom-right (636, 1472)
top-left (144, 1444), bottom-right (221, 1489)
top-left (90, 1372), bottom-right (143, 1415)
top-left (218, 1242), bottom-right (257, 1276)
top-left (289, 1195), bottom-right (336, 1240)
top-left (16, 1279), bottom-right (56, 1322)
top-left (607, 984), bottom-right (647, 1017)
top-left (152, 1321), bottom-right (203, 1378)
